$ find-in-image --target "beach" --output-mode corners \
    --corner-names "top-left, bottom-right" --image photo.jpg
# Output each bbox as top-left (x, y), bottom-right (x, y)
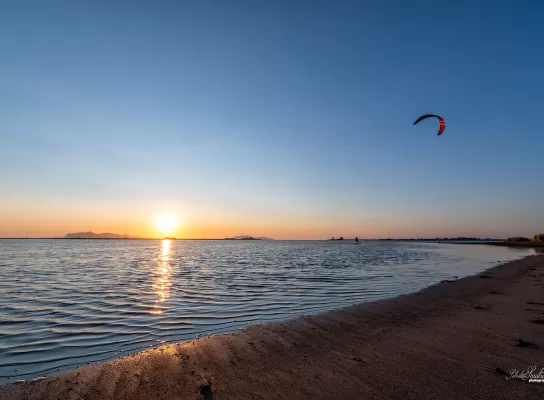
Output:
top-left (2, 254), bottom-right (543, 399)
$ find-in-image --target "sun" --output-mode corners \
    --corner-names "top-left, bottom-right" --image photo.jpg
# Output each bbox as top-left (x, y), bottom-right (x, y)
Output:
top-left (154, 213), bottom-right (180, 235)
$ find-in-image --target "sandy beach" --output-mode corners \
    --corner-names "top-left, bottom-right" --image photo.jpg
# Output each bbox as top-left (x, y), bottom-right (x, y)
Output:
top-left (2, 254), bottom-right (544, 400)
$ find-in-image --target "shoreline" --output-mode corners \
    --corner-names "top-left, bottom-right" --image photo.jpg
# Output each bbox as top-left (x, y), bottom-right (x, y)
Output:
top-left (478, 242), bottom-right (544, 248)
top-left (2, 255), bottom-right (544, 399)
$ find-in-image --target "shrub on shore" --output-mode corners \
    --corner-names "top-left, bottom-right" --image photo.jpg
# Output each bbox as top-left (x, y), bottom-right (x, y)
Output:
top-left (506, 237), bottom-right (531, 243)
top-left (505, 235), bottom-right (544, 245)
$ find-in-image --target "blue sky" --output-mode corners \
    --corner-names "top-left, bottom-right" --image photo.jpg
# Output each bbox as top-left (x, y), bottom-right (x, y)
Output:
top-left (1, 1), bottom-right (543, 238)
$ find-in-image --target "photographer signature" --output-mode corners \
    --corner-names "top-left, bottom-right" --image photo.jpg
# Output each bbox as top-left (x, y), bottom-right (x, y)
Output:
top-left (507, 366), bottom-right (544, 382)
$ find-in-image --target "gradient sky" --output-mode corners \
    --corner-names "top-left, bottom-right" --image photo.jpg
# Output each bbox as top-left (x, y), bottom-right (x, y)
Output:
top-left (1, 0), bottom-right (543, 239)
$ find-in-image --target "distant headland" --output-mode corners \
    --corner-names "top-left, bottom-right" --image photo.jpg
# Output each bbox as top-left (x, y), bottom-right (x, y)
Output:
top-left (372, 237), bottom-right (502, 241)
top-left (328, 237), bottom-right (503, 242)
top-left (331, 235), bottom-right (544, 248)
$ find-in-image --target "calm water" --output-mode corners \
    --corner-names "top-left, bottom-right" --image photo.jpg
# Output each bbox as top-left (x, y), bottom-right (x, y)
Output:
top-left (0, 239), bottom-right (534, 384)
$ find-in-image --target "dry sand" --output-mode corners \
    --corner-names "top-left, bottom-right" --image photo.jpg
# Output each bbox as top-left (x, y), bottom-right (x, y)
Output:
top-left (2, 255), bottom-right (544, 400)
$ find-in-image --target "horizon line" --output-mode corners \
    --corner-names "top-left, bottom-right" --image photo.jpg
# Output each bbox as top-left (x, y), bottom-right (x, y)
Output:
top-left (0, 237), bottom-right (507, 241)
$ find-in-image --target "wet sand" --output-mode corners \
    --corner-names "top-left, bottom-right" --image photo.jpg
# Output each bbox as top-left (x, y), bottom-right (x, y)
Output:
top-left (2, 255), bottom-right (544, 400)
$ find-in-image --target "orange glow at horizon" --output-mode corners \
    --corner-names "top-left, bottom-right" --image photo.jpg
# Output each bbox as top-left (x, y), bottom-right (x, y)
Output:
top-left (0, 206), bottom-right (528, 240)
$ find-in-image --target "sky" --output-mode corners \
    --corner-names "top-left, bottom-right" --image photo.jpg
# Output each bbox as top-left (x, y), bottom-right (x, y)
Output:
top-left (1, 0), bottom-right (543, 239)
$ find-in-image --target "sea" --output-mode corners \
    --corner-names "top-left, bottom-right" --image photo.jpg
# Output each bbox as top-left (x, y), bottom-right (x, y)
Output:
top-left (0, 239), bottom-right (536, 384)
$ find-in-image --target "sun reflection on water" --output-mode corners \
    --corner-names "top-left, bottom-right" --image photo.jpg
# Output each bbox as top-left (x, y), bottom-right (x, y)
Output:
top-left (151, 240), bottom-right (172, 315)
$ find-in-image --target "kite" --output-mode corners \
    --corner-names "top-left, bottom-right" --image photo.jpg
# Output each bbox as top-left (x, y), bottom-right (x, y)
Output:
top-left (413, 114), bottom-right (445, 135)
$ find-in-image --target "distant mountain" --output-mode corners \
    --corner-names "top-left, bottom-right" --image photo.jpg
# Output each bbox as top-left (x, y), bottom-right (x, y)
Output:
top-left (64, 231), bottom-right (145, 239)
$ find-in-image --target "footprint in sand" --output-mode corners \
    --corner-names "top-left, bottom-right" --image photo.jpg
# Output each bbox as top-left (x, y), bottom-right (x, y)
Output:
top-left (524, 308), bottom-right (544, 314)
top-left (198, 377), bottom-right (213, 400)
top-left (515, 338), bottom-right (539, 349)
top-left (200, 383), bottom-right (213, 400)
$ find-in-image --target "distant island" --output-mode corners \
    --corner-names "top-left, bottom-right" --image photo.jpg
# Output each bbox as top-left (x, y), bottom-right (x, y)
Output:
top-left (223, 236), bottom-right (273, 240)
top-left (64, 232), bottom-right (145, 239)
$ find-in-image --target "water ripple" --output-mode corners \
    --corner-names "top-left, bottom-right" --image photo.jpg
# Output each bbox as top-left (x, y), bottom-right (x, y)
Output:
top-left (0, 239), bottom-right (534, 383)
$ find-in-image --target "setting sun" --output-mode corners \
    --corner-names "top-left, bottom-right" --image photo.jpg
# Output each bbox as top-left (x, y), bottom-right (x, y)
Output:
top-left (154, 213), bottom-right (180, 235)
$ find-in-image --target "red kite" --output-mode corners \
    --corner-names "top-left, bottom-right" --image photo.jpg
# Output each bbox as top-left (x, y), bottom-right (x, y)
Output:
top-left (413, 114), bottom-right (445, 135)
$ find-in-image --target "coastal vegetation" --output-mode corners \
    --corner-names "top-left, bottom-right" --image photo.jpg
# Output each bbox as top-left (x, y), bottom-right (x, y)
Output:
top-left (505, 234), bottom-right (544, 246)
top-left (506, 236), bottom-right (531, 243)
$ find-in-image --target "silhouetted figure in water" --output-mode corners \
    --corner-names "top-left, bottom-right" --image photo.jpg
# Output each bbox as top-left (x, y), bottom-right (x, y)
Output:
top-left (355, 236), bottom-right (359, 243)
